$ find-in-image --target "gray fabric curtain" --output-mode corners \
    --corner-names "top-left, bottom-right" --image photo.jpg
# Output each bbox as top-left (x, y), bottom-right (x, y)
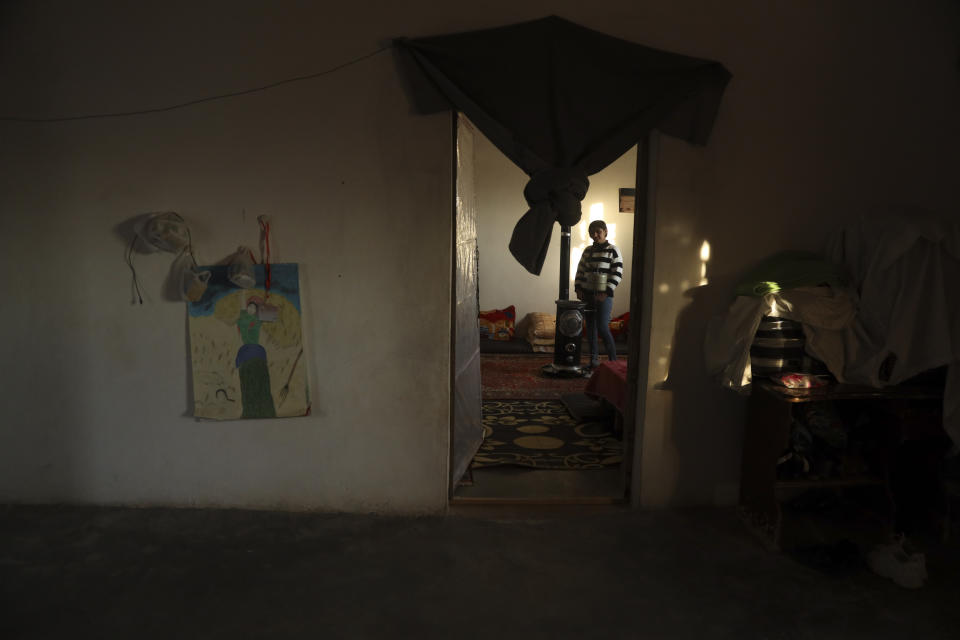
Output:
top-left (396, 15), bottom-right (732, 275)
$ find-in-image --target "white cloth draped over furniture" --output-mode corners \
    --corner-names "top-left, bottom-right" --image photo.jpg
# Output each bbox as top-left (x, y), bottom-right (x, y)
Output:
top-left (706, 210), bottom-right (960, 449)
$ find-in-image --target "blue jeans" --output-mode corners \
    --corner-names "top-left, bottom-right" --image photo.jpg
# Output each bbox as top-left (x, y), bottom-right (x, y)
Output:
top-left (585, 294), bottom-right (616, 367)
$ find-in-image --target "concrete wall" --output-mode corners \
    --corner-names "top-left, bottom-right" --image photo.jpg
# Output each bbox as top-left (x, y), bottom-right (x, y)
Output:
top-left (1, 0), bottom-right (957, 512)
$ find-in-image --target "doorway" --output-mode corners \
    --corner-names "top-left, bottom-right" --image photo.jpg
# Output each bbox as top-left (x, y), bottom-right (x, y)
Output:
top-left (450, 113), bottom-right (654, 504)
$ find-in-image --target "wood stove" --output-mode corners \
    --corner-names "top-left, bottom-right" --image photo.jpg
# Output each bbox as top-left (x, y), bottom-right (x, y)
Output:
top-left (542, 224), bottom-right (588, 378)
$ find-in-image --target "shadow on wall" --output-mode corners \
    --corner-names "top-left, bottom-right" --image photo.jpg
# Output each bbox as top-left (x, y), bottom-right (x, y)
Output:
top-left (659, 275), bottom-right (746, 505)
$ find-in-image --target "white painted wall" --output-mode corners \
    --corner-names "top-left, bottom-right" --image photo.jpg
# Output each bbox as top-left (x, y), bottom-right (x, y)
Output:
top-left (475, 133), bottom-right (636, 320)
top-left (1, 0), bottom-right (957, 512)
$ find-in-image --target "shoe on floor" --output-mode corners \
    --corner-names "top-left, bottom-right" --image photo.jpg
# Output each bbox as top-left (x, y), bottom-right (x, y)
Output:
top-left (866, 534), bottom-right (927, 589)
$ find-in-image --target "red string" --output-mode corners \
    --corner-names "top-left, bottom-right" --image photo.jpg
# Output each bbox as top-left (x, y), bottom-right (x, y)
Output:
top-left (258, 217), bottom-right (271, 298)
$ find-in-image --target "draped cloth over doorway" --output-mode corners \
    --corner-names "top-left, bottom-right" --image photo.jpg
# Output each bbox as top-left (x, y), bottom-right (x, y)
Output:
top-left (395, 15), bottom-right (732, 274)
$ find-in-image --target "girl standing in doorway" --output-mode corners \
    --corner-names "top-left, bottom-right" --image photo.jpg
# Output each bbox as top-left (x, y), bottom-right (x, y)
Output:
top-left (574, 220), bottom-right (623, 369)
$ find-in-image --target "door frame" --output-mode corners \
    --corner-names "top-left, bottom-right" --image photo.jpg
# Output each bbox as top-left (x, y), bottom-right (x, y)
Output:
top-left (622, 132), bottom-right (658, 506)
top-left (447, 118), bottom-right (659, 506)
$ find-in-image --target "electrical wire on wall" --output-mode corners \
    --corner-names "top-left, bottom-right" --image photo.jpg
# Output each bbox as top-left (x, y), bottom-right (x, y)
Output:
top-left (18, 43), bottom-right (391, 303)
top-left (125, 234), bottom-right (145, 305)
top-left (0, 44), bottom-right (393, 123)
top-left (2, 43), bottom-right (391, 303)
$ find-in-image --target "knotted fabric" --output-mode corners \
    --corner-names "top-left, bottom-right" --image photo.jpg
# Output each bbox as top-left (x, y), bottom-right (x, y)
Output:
top-left (396, 16), bottom-right (731, 275)
top-left (509, 168), bottom-right (589, 275)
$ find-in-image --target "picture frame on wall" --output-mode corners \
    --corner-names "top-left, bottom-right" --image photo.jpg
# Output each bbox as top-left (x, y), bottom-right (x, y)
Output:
top-left (618, 188), bottom-right (635, 213)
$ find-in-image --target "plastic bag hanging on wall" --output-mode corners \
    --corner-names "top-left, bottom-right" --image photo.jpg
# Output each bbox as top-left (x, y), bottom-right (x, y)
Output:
top-left (134, 212), bottom-right (191, 253)
top-left (173, 249), bottom-right (211, 302)
top-left (227, 247), bottom-right (256, 288)
top-left (126, 211), bottom-right (199, 304)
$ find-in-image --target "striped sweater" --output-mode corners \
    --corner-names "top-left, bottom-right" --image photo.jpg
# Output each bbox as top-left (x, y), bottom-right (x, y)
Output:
top-left (574, 241), bottom-right (623, 297)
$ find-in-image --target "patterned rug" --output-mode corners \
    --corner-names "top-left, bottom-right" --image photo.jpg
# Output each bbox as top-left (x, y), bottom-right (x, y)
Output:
top-left (472, 399), bottom-right (622, 470)
top-left (481, 354), bottom-right (591, 400)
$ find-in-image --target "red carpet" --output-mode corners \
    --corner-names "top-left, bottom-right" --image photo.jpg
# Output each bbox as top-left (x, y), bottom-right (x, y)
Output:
top-left (481, 354), bottom-right (591, 400)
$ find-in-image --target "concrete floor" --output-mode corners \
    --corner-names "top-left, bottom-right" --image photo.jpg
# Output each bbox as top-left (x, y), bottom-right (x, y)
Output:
top-left (2, 504), bottom-right (959, 639)
top-left (453, 466), bottom-right (624, 500)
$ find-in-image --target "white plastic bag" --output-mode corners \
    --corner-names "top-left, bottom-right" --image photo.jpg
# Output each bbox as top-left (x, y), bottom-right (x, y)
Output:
top-left (227, 247), bottom-right (256, 289)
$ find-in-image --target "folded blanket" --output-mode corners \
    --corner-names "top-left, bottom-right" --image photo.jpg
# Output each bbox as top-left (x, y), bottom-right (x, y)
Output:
top-left (526, 312), bottom-right (556, 340)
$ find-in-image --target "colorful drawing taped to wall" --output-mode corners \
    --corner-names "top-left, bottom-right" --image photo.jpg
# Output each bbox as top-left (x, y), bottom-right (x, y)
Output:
top-left (187, 263), bottom-right (309, 419)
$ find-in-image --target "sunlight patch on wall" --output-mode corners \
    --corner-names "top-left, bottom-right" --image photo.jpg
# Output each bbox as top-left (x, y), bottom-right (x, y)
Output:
top-left (578, 203), bottom-right (617, 243)
top-left (699, 239), bottom-right (711, 286)
top-left (570, 245), bottom-right (584, 282)
top-left (571, 202), bottom-right (617, 281)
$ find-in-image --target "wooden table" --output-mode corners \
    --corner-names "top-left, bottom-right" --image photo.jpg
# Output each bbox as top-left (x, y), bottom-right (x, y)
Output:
top-left (738, 380), bottom-right (943, 549)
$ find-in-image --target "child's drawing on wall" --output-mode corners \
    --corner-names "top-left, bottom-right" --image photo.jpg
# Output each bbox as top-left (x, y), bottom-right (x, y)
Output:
top-left (234, 295), bottom-right (276, 418)
top-left (188, 264), bottom-right (309, 420)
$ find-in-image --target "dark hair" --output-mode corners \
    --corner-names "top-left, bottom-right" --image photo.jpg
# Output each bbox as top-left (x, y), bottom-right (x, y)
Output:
top-left (588, 220), bottom-right (607, 233)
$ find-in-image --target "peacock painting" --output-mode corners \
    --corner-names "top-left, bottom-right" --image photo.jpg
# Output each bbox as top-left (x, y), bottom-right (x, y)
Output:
top-left (187, 264), bottom-right (309, 420)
